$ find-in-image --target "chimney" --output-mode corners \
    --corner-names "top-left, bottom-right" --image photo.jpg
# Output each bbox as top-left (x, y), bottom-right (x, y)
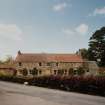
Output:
top-left (18, 50), bottom-right (21, 55)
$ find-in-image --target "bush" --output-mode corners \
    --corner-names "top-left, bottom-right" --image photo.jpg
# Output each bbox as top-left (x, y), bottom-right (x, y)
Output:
top-left (0, 75), bottom-right (105, 96)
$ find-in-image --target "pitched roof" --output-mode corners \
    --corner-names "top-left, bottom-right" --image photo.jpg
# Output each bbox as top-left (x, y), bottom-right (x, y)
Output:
top-left (0, 64), bottom-right (15, 70)
top-left (98, 67), bottom-right (105, 73)
top-left (15, 52), bottom-right (83, 63)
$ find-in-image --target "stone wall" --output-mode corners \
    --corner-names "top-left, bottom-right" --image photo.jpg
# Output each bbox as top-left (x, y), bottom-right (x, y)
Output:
top-left (15, 62), bottom-right (85, 77)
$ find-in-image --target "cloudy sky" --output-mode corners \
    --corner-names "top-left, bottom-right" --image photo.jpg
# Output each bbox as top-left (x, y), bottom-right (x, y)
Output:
top-left (0, 0), bottom-right (105, 59)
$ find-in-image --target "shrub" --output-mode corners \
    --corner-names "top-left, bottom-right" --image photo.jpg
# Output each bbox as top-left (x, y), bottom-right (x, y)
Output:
top-left (22, 68), bottom-right (28, 76)
top-left (0, 75), bottom-right (105, 96)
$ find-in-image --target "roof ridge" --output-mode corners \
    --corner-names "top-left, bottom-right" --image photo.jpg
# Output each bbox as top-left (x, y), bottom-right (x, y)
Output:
top-left (15, 52), bottom-right (83, 63)
top-left (19, 53), bottom-right (77, 55)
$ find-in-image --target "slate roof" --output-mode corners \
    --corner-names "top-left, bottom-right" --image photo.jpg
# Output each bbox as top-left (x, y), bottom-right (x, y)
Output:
top-left (15, 52), bottom-right (84, 63)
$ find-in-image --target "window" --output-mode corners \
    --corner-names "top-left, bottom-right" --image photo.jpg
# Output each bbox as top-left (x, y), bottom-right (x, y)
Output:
top-left (64, 70), bottom-right (67, 75)
top-left (57, 69), bottom-right (64, 75)
top-left (19, 62), bottom-right (22, 66)
top-left (87, 69), bottom-right (89, 72)
top-left (32, 68), bottom-right (38, 75)
top-left (73, 70), bottom-right (77, 75)
top-left (47, 62), bottom-right (51, 66)
top-left (61, 70), bottom-right (64, 75)
top-left (54, 70), bottom-right (57, 75)
top-left (29, 69), bottom-right (33, 74)
top-left (57, 70), bottom-right (60, 75)
top-left (19, 69), bottom-right (23, 74)
top-left (56, 63), bottom-right (58, 66)
top-left (69, 68), bottom-right (73, 75)
top-left (39, 70), bottom-right (42, 75)
top-left (39, 62), bottom-right (42, 66)
top-left (22, 68), bottom-right (28, 76)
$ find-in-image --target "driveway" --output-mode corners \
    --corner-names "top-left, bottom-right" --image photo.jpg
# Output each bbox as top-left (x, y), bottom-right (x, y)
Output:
top-left (0, 81), bottom-right (105, 105)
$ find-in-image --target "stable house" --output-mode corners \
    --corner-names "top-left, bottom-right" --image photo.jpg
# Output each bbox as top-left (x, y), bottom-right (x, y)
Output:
top-left (15, 51), bottom-right (98, 77)
top-left (0, 63), bottom-right (16, 76)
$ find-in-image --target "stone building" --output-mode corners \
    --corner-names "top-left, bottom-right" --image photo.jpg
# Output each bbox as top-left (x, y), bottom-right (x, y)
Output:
top-left (14, 51), bottom-right (98, 77)
top-left (0, 63), bottom-right (16, 76)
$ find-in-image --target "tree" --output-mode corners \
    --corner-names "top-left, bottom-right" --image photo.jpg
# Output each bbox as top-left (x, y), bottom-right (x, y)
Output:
top-left (88, 27), bottom-right (105, 67)
top-left (2, 55), bottom-right (13, 64)
top-left (32, 68), bottom-right (38, 76)
top-left (68, 68), bottom-right (74, 75)
top-left (22, 68), bottom-right (28, 76)
top-left (76, 48), bottom-right (88, 59)
top-left (77, 67), bottom-right (85, 75)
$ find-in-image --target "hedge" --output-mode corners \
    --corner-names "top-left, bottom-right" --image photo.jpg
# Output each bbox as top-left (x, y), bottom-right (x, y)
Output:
top-left (0, 75), bottom-right (105, 96)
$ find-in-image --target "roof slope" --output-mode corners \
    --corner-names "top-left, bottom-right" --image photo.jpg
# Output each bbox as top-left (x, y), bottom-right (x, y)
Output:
top-left (15, 53), bottom-right (83, 63)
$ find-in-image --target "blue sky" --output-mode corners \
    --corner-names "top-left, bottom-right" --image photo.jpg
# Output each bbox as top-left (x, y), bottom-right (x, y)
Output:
top-left (0, 0), bottom-right (105, 59)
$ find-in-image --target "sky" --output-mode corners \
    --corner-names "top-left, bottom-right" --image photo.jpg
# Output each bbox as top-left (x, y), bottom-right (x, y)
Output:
top-left (0, 0), bottom-right (105, 59)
